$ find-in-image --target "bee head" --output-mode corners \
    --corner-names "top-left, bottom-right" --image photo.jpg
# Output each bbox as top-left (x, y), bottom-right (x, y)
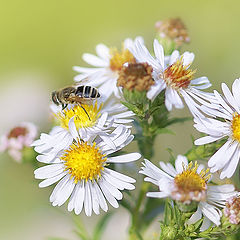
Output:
top-left (51, 91), bottom-right (59, 105)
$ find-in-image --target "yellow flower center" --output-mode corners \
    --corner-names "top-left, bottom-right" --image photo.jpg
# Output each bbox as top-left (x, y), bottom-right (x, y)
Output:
top-left (232, 113), bottom-right (240, 142)
top-left (163, 57), bottom-right (196, 89)
top-left (56, 102), bottom-right (102, 130)
top-left (172, 162), bottom-right (210, 203)
top-left (61, 141), bottom-right (107, 182)
top-left (109, 46), bottom-right (136, 72)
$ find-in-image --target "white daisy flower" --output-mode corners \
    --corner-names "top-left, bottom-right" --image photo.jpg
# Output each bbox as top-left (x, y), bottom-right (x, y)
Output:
top-left (127, 38), bottom-right (212, 116)
top-left (0, 122), bottom-right (37, 162)
top-left (33, 101), bottom-right (134, 164)
top-left (140, 155), bottom-right (236, 230)
top-left (34, 125), bottom-right (141, 216)
top-left (73, 38), bottom-right (142, 100)
top-left (194, 78), bottom-right (240, 179)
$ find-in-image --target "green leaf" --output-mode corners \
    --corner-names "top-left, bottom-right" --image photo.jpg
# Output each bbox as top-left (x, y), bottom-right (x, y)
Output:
top-left (93, 212), bottom-right (113, 240)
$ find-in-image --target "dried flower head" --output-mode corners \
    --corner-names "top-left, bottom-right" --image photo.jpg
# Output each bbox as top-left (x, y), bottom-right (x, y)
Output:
top-left (117, 62), bottom-right (154, 91)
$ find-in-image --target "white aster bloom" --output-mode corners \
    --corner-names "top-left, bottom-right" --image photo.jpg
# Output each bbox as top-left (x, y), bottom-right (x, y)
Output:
top-left (140, 155), bottom-right (236, 230)
top-left (194, 78), bottom-right (240, 179)
top-left (33, 125), bottom-right (141, 216)
top-left (34, 101), bottom-right (134, 163)
top-left (0, 122), bottom-right (37, 162)
top-left (128, 38), bottom-right (212, 116)
top-left (73, 38), bottom-right (142, 100)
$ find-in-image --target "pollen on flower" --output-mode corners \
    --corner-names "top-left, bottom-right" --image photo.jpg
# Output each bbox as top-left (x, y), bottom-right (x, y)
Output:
top-left (109, 46), bottom-right (136, 72)
top-left (172, 162), bottom-right (210, 203)
top-left (62, 141), bottom-right (107, 182)
top-left (163, 57), bottom-right (196, 90)
top-left (117, 62), bottom-right (154, 91)
top-left (56, 102), bottom-right (102, 130)
top-left (224, 195), bottom-right (240, 225)
top-left (231, 113), bottom-right (240, 142)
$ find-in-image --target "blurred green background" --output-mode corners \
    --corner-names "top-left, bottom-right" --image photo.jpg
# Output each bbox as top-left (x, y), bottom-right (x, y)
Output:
top-left (1, 0), bottom-right (240, 239)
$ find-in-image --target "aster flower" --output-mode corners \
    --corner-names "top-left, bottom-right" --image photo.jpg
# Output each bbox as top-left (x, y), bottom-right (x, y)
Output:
top-left (73, 38), bottom-right (142, 99)
top-left (33, 125), bottom-right (141, 216)
top-left (140, 155), bottom-right (236, 230)
top-left (194, 78), bottom-right (240, 179)
top-left (127, 38), bottom-right (212, 116)
top-left (35, 100), bottom-right (134, 164)
top-left (0, 122), bottom-right (37, 162)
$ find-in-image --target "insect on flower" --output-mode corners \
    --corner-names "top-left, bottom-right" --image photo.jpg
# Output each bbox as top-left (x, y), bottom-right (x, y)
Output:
top-left (51, 84), bottom-right (100, 120)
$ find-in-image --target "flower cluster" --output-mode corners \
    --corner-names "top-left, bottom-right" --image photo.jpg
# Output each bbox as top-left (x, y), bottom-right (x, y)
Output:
top-left (3, 18), bottom-right (240, 240)
top-left (32, 84), bottom-right (141, 216)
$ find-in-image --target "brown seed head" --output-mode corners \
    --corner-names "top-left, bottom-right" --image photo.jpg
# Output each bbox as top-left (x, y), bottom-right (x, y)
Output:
top-left (117, 62), bottom-right (154, 91)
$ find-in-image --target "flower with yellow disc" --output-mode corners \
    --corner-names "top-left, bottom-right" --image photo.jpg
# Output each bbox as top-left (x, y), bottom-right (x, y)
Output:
top-left (34, 125), bottom-right (141, 216)
top-left (140, 155), bottom-right (236, 231)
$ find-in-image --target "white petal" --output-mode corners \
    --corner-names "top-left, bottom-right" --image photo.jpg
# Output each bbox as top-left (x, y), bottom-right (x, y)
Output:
top-left (83, 53), bottom-right (108, 67)
top-left (84, 181), bottom-right (93, 216)
top-left (153, 39), bottom-right (164, 69)
top-left (93, 182), bottom-right (108, 212)
top-left (188, 206), bottom-right (202, 224)
top-left (194, 135), bottom-right (224, 145)
top-left (89, 182), bottom-right (100, 215)
top-left (34, 164), bottom-right (64, 179)
top-left (105, 168), bottom-right (136, 183)
top-left (146, 192), bottom-right (169, 198)
top-left (222, 83), bottom-right (240, 113)
top-left (98, 179), bottom-right (119, 208)
top-left (74, 181), bottom-right (85, 215)
top-left (68, 117), bottom-right (79, 141)
top-left (232, 78), bottom-right (240, 110)
top-left (96, 44), bottom-right (110, 61)
top-left (107, 153), bottom-right (141, 163)
top-left (39, 172), bottom-right (67, 188)
top-left (159, 162), bottom-right (177, 177)
top-left (175, 155), bottom-right (188, 173)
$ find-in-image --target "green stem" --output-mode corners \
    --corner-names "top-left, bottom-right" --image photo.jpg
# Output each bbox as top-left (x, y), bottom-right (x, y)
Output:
top-left (128, 181), bottom-right (149, 240)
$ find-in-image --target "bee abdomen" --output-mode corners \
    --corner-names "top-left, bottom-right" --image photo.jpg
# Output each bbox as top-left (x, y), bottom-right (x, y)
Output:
top-left (76, 86), bottom-right (100, 99)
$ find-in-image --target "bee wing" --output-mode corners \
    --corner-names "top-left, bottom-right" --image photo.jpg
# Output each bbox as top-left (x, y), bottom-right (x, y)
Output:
top-left (73, 77), bottom-right (90, 87)
top-left (68, 96), bottom-right (91, 105)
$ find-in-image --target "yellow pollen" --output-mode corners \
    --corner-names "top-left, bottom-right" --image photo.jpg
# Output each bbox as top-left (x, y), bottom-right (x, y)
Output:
top-left (109, 46), bottom-right (136, 72)
top-left (163, 57), bottom-right (196, 89)
top-left (232, 112), bottom-right (240, 142)
top-left (174, 162), bottom-right (210, 193)
top-left (56, 102), bottom-right (102, 130)
top-left (61, 141), bottom-right (107, 182)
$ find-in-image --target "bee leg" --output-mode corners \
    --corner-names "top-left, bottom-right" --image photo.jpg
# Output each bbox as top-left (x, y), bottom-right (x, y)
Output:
top-left (62, 104), bottom-right (68, 110)
top-left (80, 105), bottom-right (91, 121)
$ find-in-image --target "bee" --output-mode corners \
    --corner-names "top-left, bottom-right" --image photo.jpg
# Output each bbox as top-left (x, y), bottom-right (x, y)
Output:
top-left (51, 85), bottom-right (100, 120)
